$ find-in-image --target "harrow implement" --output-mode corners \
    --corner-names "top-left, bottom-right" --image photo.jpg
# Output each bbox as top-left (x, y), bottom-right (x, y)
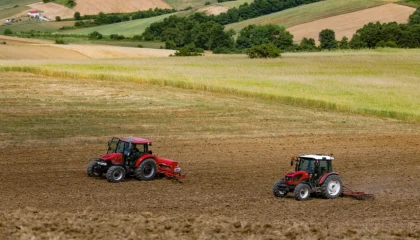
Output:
top-left (342, 186), bottom-right (374, 200)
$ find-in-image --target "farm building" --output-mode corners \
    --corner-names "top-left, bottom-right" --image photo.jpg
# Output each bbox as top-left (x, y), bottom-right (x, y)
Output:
top-left (28, 10), bottom-right (40, 18)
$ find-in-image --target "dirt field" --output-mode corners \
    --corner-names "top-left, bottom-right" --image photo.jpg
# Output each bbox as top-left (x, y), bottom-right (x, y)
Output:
top-left (27, 0), bottom-right (172, 19)
top-left (197, 5), bottom-right (230, 15)
top-left (288, 3), bottom-right (416, 43)
top-left (1, 70), bottom-right (420, 239)
top-left (0, 35), bottom-right (175, 59)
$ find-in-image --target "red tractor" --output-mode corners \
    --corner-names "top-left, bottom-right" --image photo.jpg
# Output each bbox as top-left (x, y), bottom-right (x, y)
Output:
top-left (272, 154), bottom-right (343, 201)
top-left (87, 137), bottom-right (185, 183)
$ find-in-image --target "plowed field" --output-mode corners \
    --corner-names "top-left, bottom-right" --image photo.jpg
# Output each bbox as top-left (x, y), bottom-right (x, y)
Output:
top-left (1, 69), bottom-right (420, 239)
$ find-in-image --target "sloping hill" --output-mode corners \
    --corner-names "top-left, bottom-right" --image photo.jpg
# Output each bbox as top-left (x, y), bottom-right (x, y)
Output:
top-left (26, 0), bottom-right (172, 19)
top-left (288, 3), bottom-right (416, 43)
top-left (61, 12), bottom-right (178, 37)
top-left (225, 0), bottom-right (390, 33)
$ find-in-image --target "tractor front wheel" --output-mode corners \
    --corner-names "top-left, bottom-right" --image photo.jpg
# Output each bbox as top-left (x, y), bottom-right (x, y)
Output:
top-left (135, 158), bottom-right (157, 181)
top-left (106, 166), bottom-right (126, 183)
top-left (321, 175), bottom-right (343, 199)
top-left (294, 183), bottom-right (311, 201)
top-left (87, 160), bottom-right (102, 177)
top-left (272, 180), bottom-right (288, 198)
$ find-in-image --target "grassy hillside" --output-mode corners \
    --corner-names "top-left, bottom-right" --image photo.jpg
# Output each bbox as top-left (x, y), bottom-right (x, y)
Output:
top-left (165, 0), bottom-right (218, 10)
top-left (0, 21), bottom-right (76, 34)
top-left (0, 5), bottom-right (29, 20)
top-left (0, 0), bottom-right (39, 10)
top-left (60, 12), bottom-right (178, 37)
top-left (1, 49), bottom-right (419, 122)
top-left (226, 0), bottom-right (388, 33)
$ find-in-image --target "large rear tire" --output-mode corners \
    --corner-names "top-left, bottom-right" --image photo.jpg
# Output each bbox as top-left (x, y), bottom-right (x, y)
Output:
top-left (135, 158), bottom-right (157, 181)
top-left (321, 175), bottom-right (343, 199)
top-left (272, 180), bottom-right (288, 198)
top-left (294, 183), bottom-right (311, 201)
top-left (106, 166), bottom-right (126, 183)
top-left (87, 160), bottom-right (102, 177)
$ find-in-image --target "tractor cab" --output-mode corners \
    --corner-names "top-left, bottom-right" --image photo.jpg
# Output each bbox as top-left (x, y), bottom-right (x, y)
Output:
top-left (106, 137), bottom-right (152, 165)
top-left (294, 154), bottom-right (333, 178)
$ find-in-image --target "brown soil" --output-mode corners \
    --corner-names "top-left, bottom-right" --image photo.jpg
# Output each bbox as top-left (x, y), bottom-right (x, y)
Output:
top-left (288, 3), bottom-right (416, 43)
top-left (0, 35), bottom-right (175, 59)
top-left (1, 135), bottom-right (420, 239)
top-left (196, 5), bottom-right (230, 15)
top-left (28, 0), bottom-right (172, 19)
top-left (0, 72), bottom-right (420, 239)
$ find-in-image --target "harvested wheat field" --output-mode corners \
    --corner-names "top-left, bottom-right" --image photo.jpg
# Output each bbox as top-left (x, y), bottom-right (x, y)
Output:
top-left (0, 36), bottom-right (175, 59)
top-left (0, 62), bottom-right (420, 239)
top-left (28, 0), bottom-right (172, 19)
top-left (288, 3), bottom-right (416, 43)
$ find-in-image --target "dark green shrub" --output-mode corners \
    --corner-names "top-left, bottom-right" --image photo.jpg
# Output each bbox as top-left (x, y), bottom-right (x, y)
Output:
top-left (171, 43), bottom-right (204, 56)
top-left (55, 39), bottom-right (66, 44)
top-left (56, 16), bottom-right (61, 21)
top-left (246, 43), bottom-right (281, 58)
top-left (4, 28), bottom-right (13, 35)
top-left (88, 31), bottom-right (103, 40)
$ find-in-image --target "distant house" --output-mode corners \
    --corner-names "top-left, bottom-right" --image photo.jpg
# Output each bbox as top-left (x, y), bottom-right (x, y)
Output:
top-left (4, 19), bottom-right (11, 23)
top-left (28, 10), bottom-right (40, 18)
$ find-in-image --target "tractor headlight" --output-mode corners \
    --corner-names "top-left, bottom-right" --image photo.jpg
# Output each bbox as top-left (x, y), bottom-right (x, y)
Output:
top-left (174, 167), bottom-right (181, 173)
top-left (97, 162), bottom-right (107, 166)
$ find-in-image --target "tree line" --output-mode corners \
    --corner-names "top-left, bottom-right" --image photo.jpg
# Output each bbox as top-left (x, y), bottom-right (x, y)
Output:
top-left (138, 7), bottom-right (420, 57)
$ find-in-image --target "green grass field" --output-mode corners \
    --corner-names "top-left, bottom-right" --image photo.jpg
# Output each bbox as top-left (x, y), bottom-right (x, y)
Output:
top-left (226, 0), bottom-right (387, 33)
top-left (1, 49), bottom-right (419, 122)
top-left (0, 21), bottom-right (75, 33)
top-left (60, 12), bottom-right (179, 37)
top-left (0, 0), bottom-right (39, 10)
top-left (0, 5), bottom-right (29, 19)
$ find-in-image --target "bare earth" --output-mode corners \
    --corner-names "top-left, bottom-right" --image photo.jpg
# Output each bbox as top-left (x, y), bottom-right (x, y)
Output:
top-left (288, 3), bottom-right (416, 43)
top-left (0, 71), bottom-right (420, 239)
top-left (28, 0), bottom-right (172, 19)
top-left (0, 35), bottom-right (175, 59)
top-left (196, 5), bottom-right (230, 15)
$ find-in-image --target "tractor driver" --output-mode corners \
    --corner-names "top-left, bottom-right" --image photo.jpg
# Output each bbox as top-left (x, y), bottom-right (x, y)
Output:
top-left (132, 144), bottom-right (139, 153)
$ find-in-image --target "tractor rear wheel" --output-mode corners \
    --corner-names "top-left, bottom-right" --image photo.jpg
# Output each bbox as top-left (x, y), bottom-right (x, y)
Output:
top-left (87, 160), bottom-right (102, 177)
top-left (321, 175), bottom-right (343, 199)
top-left (106, 166), bottom-right (126, 183)
top-left (135, 158), bottom-right (157, 181)
top-left (272, 180), bottom-right (288, 198)
top-left (294, 183), bottom-right (311, 201)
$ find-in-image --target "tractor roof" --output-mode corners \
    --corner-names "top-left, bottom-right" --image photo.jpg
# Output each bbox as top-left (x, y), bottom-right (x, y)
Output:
top-left (120, 137), bottom-right (152, 145)
top-left (300, 154), bottom-right (334, 160)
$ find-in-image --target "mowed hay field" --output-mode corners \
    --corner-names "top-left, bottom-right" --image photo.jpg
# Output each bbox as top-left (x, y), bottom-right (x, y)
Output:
top-left (1, 51), bottom-right (420, 239)
top-left (288, 3), bottom-right (416, 43)
top-left (28, 0), bottom-right (172, 19)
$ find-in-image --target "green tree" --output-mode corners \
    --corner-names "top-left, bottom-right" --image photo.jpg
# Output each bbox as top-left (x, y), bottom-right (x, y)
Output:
top-left (55, 16), bottom-right (61, 21)
top-left (338, 36), bottom-right (350, 49)
top-left (236, 24), bottom-right (293, 50)
top-left (349, 34), bottom-right (366, 49)
top-left (299, 37), bottom-right (317, 51)
top-left (246, 43), bottom-right (281, 58)
top-left (409, 7), bottom-right (420, 25)
top-left (319, 29), bottom-right (337, 50)
top-left (74, 12), bottom-right (81, 20)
